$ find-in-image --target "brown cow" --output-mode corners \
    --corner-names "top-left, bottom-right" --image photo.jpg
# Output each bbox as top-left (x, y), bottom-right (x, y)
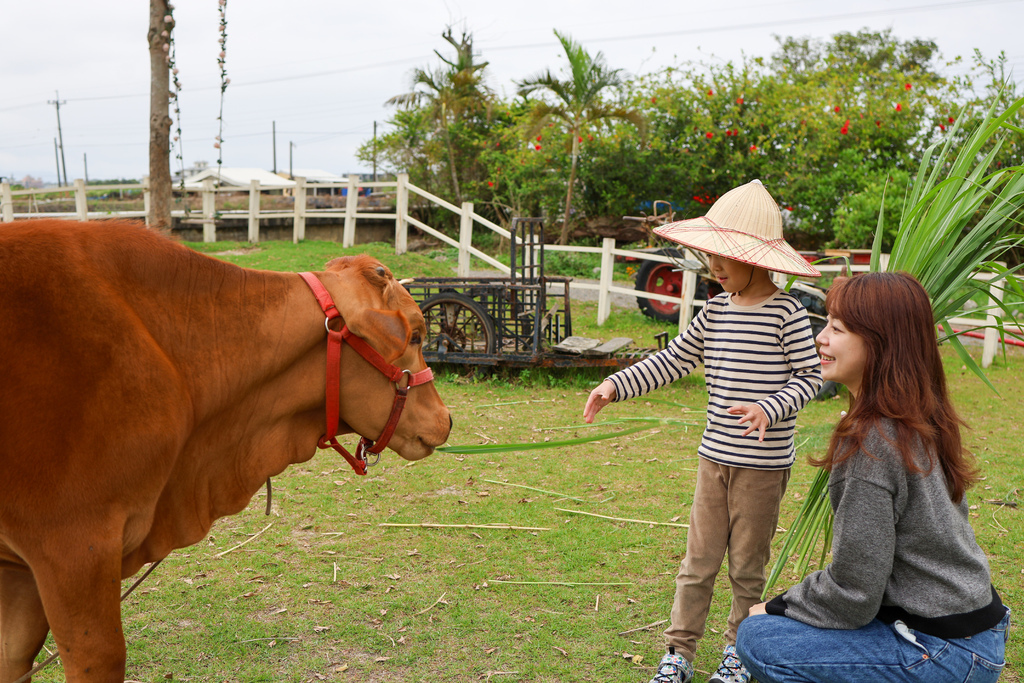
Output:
top-left (0, 219), bottom-right (451, 682)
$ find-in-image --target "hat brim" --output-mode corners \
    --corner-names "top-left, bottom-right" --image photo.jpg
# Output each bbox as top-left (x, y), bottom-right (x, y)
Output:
top-left (654, 218), bottom-right (821, 278)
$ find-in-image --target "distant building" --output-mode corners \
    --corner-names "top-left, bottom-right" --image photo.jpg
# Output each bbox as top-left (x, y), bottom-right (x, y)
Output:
top-left (182, 167), bottom-right (295, 191)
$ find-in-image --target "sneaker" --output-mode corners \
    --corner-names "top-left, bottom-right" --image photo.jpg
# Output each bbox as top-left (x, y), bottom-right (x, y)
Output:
top-left (648, 651), bottom-right (693, 683)
top-left (707, 644), bottom-right (754, 683)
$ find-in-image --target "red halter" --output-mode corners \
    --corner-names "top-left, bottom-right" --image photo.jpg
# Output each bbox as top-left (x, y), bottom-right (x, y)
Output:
top-left (299, 272), bottom-right (434, 475)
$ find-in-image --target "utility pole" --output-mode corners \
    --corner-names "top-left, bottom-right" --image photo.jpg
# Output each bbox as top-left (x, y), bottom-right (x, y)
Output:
top-left (83, 153), bottom-right (89, 184)
top-left (53, 139), bottom-right (61, 186)
top-left (48, 91), bottom-right (68, 186)
top-left (373, 120), bottom-right (378, 182)
top-left (272, 121), bottom-right (277, 173)
top-left (289, 141), bottom-right (295, 179)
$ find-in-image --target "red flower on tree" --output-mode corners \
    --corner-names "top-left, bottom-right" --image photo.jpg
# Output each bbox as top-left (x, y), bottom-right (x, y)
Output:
top-left (948, 116), bottom-right (955, 124)
top-left (834, 105), bottom-right (841, 113)
top-left (737, 97), bottom-right (744, 105)
top-left (939, 124), bottom-right (946, 131)
top-left (651, 97), bottom-right (657, 104)
top-left (905, 83), bottom-right (912, 91)
top-left (707, 89), bottom-right (714, 96)
top-left (750, 144), bottom-right (757, 151)
top-left (706, 131), bottom-right (714, 139)
top-left (876, 120), bottom-right (882, 128)
top-left (536, 135), bottom-right (542, 142)
top-left (535, 144), bottom-right (541, 150)
top-left (895, 103), bottom-right (903, 112)
top-left (487, 181), bottom-right (494, 187)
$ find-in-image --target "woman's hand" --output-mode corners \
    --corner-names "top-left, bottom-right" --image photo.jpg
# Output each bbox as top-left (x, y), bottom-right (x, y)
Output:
top-left (748, 602), bottom-right (768, 616)
top-left (728, 403), bottom-right (769, 441)
top-left (583, 380), bottom-right (617, 423)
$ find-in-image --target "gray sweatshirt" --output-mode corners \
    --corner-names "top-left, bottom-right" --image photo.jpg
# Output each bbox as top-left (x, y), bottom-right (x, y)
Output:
top-left (766, 418), bottom-right (1004, 638)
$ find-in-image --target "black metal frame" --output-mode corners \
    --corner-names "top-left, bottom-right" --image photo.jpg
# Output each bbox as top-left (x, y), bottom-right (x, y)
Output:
top-left (403, 218), bottom-right (655, 368)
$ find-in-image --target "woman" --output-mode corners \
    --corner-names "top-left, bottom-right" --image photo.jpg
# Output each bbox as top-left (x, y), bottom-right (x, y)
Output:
top-left (736, 272), bottom-right (1010, 683)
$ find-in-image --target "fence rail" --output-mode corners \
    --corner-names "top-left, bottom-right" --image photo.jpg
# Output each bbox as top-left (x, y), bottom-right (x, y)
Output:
top-left (1, 175), bottom-right (1013, 366)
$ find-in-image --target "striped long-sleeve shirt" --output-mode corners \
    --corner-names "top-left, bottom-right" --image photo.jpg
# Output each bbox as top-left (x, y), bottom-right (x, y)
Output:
top-left (608, 289), bottom-right (823, 469)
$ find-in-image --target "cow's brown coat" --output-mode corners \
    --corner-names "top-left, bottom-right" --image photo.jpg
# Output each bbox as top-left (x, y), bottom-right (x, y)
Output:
top-left (0, 219), bottom-right (451, 682)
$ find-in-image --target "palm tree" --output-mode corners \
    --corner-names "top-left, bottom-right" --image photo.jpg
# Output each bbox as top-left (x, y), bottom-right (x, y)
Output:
top-left (387, 27), bottom-right (492, 205)
top-left (517, 30), bottom-right (645, 244)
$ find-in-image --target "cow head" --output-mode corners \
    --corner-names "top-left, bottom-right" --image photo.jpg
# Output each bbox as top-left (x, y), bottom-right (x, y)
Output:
top-left (322, 255), bottom-right (451, 461)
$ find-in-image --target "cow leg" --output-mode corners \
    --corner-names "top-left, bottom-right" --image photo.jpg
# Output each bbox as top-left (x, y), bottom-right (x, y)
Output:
top-left (0, 565), bottom-right (50, 683)
top-left (29, 543), bottom-right (126, 683)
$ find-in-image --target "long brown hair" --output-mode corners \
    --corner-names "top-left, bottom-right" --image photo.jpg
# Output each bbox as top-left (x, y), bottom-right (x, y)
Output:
top-left (812, 272), bottom-right (977, 502)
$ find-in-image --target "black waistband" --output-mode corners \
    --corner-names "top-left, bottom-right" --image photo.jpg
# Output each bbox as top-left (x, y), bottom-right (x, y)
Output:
top-left (876, 585), bottom-right (1005, 639)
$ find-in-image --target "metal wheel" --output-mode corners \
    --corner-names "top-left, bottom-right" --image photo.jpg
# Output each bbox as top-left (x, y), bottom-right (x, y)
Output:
top-left (420, 292), bottom-right (497, 355)
top-left (635, 259), bottom-right (683, 323)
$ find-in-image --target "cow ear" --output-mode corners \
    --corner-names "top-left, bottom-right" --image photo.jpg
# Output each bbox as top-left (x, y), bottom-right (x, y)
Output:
top-left (346, 308), bottom-right (411, 362)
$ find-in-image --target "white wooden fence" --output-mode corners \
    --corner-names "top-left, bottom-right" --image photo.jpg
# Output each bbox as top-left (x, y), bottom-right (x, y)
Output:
top-left (1, 174), bottom-right (1014, 366)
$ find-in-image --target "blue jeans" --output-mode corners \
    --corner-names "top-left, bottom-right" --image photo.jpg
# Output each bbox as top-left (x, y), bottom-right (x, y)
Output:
top-left (735, 609), bottom-right (1009, 683)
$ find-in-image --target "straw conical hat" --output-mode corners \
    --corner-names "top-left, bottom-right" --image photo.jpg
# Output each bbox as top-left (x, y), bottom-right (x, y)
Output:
top-left (654, 180), bottom-right (821, 277)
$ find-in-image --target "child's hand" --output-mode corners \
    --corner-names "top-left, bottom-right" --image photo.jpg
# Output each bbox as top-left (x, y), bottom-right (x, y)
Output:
top-left (728, 403), bottom-right (769, 441)
top-left (583, 380), bottom-right (617, 423)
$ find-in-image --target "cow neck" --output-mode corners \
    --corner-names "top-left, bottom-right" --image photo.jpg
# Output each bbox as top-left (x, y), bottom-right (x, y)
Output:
top-left (298, 271), bottom-right (433, 475)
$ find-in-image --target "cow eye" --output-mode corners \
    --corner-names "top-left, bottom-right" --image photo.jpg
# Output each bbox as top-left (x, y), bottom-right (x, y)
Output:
top-left (411, 333), bottom-right (422, 345)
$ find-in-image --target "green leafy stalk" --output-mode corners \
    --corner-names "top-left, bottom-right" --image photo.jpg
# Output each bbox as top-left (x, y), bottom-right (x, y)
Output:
top-left (435, 418), bottom-right (685, 455)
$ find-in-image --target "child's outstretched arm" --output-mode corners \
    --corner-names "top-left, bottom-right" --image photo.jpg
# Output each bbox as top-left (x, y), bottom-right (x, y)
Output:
top-left (583, 380), bottom-right (617, 423)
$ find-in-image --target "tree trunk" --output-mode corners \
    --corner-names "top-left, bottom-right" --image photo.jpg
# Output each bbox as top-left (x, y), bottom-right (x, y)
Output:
top-left (558, 129), bottom-right (580, 245)
top-left (148, 0), bottom-right (173, 230)
top-left (442, 120), bottom-right (463, 205)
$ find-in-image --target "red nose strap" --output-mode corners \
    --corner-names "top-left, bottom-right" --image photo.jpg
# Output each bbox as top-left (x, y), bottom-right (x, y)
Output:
top-left (298, 271), bottom-right (434, 475)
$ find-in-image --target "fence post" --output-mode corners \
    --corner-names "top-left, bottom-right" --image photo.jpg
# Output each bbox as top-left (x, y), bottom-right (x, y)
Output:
top-left (597, 237), bottom-right (615, 325)
top-left (248, 179), bottom-right (261, 243)
top-left (1, 182), bottom-right (12, 222)
top-left (292, 176), bottom-right (307, 243)
top-left (679, 249), bottom-right (698, 334)
top-left (395, 173), bottom-right (409, 255)
top-left (458, 202), bottom-right (474, 277)
top-left (201, 177), bottom-right (216, 242)
top-left (982, 275), bottom-right (1004, 369)
top-left (142, 176), bottom-right (151, 226)
top-left (74, 178), bottom-right (88, 220)
top-left (343, 174), bottom-right (359, 248)
top-left (879, 253), bottom-right (890, 272)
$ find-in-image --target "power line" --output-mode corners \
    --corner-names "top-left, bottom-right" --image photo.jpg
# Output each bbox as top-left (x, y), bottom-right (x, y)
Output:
top-left (483, 0), bottom-right (1024, 50)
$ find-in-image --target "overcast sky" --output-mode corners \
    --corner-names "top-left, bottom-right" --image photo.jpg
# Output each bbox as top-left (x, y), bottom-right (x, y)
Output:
top-left (2, 0), bottom-right (1022, 185)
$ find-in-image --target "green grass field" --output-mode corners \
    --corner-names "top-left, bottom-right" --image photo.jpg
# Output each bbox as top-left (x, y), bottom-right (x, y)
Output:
top-left (31, 240), bottom-right (1021, 682)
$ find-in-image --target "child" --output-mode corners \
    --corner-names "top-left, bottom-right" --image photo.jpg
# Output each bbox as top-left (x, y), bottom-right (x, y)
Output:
top-left (583, 179), bottom-right (823, 683)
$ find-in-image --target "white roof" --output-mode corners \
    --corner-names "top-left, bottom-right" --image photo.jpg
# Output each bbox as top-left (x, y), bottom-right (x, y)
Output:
top-left (183, 167), bottom-right (295, 189)
top-left (286, 168), bottom-right (346, 183)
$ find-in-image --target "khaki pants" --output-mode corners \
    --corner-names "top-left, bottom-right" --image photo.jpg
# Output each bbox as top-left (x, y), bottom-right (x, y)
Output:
top-left (664, 457), bottom-right (790, 661)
